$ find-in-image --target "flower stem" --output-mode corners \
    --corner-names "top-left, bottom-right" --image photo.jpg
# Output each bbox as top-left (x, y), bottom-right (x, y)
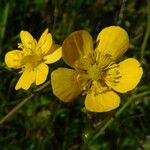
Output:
top-left (88, 91), bottom-right (150, 145)
top-left (0, 81), bottom-right (50, 125)
top-left (0, 93), bottom-right (34, 125)
top-left (140, 0), bottom-right (150, 61)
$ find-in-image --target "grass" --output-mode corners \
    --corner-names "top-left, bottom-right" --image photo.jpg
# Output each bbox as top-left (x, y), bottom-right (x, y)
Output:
top-left (0, 0), bottom-right (150, 149)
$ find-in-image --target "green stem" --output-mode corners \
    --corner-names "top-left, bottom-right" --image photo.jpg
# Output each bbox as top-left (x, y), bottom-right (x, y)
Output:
top-left (0, 81), bottom-right (50, 125)
top-left (0, 93), bottom-right (34, 125)
top-left (89, 91), bottom-right (150, 145)
top-left (140, 0), bottom-right (150, 61)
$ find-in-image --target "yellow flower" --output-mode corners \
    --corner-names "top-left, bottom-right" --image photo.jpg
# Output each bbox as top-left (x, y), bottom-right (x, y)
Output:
top-left (5, 29), bottom-right (62, 90)
top-left (51, 26), bottom-right (143, 112)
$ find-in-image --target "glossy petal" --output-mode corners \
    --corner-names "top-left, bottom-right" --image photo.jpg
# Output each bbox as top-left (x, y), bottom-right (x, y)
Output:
top-left (5, 50), bottom-right (23, 69)
top-left (106, 58), bottom-right (143, 93)
top-left (49, 44), bottom-right (61, 53)
top-left (15, 69), bottom-right (36, 90)
top-left (35, 63), bottom-right (49, 85)
top-left (44, 47), bottom-right (62, 64)
top-left (37, 29), bottom-right (53, 55)
top-left (62, 30), bottom-right (93, 67)
top-left (20, 31), bottom-right (35, 49)
top-left (96, 26), bottom-right (129, 59)
top-left (51, 68), bottom-right (82, 102)
top-left (85, 90), bottom-right (120, 112)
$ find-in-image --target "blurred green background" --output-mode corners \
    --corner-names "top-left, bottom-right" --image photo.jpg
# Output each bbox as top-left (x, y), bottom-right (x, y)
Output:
top-left (0, 0), bottom-right (150, 149)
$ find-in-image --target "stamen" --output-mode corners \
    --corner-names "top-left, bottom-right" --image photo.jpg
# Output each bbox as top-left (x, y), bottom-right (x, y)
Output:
top-left (87, 64), bottom-right (103, 80)
top-left (96, 52), bottom-right (113, 68)
top-left (18, 43), bottom-right (24, 49)
top-left (75, 50), bottom-right (122, 95)
top-left (105, 63), bottom-right (122, 86)
top-left (75, 56), bottom-right (91, 71)
top-left (88, 52), bottom-right (97, 65)
top-left (88, 81), bottom-right (108, 95)
top-left (82, 80), bottom-right (92, 96)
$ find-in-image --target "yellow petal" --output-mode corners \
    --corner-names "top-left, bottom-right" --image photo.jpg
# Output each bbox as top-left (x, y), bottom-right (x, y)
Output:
top-left (96, 26), bottom-right (129, 59)
top-left (44, 47), bottom-right (62, 64)
top-left (5, 50), bottom-right (23, 69)
top-left (62, 30), bottom-right (93, 67)
top-left (106, 58), bottom-right (143, 93)
top-left (51, 68), bottom-right (82, 102)
top-left (49, 44), bottom-right (61, 53)
top-left (20, 31), bottom-right (35, 49)
top-left (37, 29), bottom-right (53, 54)
top-left (15, 69), bottom-right (36, 90)
top-left (35, 63), bottom-right (49, 85)
top-left (85, 90), bottom-right (120, 112)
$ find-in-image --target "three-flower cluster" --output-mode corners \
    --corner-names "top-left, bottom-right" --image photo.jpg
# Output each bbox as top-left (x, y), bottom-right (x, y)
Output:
top-left (5, 26), bottom-right (143, 112)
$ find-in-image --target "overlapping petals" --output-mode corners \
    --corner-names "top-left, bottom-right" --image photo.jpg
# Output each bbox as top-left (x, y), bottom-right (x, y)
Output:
top-left (20, 31), bottom-right (36, 50)
top-left (35, 63), bottom-right (49, 85)
top-left (44, 47), bottom-right (62, 64)
top-left (62, 30), bottom-right (93, 67)
top-left (51, 68), bottom-right (82, 102)
top-left (5, 50), bottom-right (23, 69)
top-left (5, 29), bottom-right (62, 90)
top-left (51, 26), bottom-right (143, 113)
top-left (6, 26), bottom-right (142, 112)
top-left (15, 69), bottom-right (36, 90)
top-left (36, 29), bottom-right (53, 55)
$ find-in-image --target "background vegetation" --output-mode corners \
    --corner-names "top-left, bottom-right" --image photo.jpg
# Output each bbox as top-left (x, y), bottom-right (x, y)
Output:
top-left (0, 0), bottom-right (150, 149)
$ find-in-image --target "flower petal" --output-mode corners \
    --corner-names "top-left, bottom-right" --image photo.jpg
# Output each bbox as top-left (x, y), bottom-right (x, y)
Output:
top-left (106, 58), bottom-right (143, 93)
top-left (62, 30), bottom-right (93, 68)
top-left (96, 26), bottom-right (129, 59)
top-left (5, 50), bottom-right (23, 69)
top-left (37, 29), bottom-right (53, 55)
top-left (49, 44), bottom-right (61, 53)
top-left (85, 90), bottom-right (120, 112)
top-left (20, 30), bottom-right (35, 49)
top-left (44, 47), bottom-right (62, 64)
top-left (51, 68), bottom-right (82, 102)
top-left (35, 63), bottom-right (49, 85)
top-left (15, 69), bottom-right (36, 90)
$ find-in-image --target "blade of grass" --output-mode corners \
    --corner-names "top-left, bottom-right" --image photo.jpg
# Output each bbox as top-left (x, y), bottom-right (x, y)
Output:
top-left (0, 81), bottom-right (50, 125)
top-left (140, 0), bottom-right (150, 61)
top-left (0, 2), bottom-right (9, 45)
top-left (88, 90), bottom-right (150, 145)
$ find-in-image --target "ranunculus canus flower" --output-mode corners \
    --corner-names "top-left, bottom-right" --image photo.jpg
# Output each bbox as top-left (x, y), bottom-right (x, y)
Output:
top-left (51, 26), bottom-right (143, 112)
top-left (5, 29), bottom-right (62, 90)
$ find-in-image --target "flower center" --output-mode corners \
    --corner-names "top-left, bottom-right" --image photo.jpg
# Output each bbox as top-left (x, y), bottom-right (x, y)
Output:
top-left (18, 40), bottom-right (46, 72)
top-left (76, 51), bottom-right (122, 95)
top-left (21, 53), bottom-right (43, 69)
top-left (87, 64), bottom-right (103, 80)
top-left (105, 63), bottom-right (121, 86)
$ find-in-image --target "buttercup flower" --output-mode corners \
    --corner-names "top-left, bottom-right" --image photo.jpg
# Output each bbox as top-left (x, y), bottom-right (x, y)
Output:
top-left (5, 29), bottom-right (62, 90)
top-left (51, 26), bottom-right (143, 112)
